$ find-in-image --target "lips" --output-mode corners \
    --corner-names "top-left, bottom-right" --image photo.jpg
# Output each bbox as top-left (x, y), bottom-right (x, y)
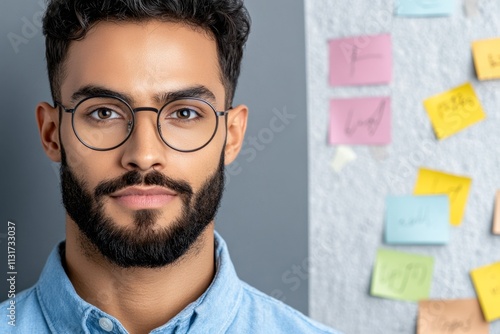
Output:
top-left (109, 186), bottom-right (177, 210)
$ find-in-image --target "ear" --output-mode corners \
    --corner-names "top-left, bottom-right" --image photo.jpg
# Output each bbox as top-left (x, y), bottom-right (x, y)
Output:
top-left (36, 102), bottom-right (61, 162)
top-left (224, 104), bottom-right (248, 165)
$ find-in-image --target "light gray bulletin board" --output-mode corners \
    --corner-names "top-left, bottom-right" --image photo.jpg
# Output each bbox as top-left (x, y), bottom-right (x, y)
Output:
top-left (306, 0), bottom-right (500, 333)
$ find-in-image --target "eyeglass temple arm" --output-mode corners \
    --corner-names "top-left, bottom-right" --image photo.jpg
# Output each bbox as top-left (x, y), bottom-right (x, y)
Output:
top-left (217, 106), bottom-right (233, 116)
top-left (54, 101), bottom-right (75, 113)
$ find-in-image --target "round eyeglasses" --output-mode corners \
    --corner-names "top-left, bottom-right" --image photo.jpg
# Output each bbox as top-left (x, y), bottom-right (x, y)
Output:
top-left (55, 95), bottom-right (229, 152)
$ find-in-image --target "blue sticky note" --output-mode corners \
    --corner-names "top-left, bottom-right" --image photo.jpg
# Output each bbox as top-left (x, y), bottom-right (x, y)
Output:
top-left (396, 0), bottom-right (455, 17)
top-left (385, 195), bottom-right (450, 245)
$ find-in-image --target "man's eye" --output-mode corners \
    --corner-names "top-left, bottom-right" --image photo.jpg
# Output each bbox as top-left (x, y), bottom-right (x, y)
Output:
top-left (90, 108), bottom-right (121, 120)
top-left (170, 108), bottom-right (200, 120)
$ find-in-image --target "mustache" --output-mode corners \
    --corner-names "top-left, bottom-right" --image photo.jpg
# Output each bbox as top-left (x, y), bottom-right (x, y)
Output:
top-left (94, 170), bottom-right (193, 198)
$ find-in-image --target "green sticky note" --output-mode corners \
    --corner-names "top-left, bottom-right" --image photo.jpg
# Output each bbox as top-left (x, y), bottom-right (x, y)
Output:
top-left (371, 249), bottom-right (434, 301)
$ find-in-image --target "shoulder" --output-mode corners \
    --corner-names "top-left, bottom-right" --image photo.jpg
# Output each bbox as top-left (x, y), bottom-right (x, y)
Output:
top-left (0, 286), bottom-right (51, 333)
top-left (226, 282), bottom-right (341, 334)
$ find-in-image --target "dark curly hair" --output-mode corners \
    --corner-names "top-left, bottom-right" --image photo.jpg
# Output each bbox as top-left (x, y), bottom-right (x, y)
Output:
top-left (42, 0), bottom-right (251, 107)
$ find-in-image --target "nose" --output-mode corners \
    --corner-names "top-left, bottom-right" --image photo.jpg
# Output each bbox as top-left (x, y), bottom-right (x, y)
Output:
top-left (120, 110), bottom-right (168, 172)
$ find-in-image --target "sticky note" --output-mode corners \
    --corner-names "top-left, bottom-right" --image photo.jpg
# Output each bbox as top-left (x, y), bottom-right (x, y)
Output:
top-left (414, 168), bottom-right (471, 226)
top-left (329, 97), bottom-right (391, 145)
top-left (472, 37), bottom-right (500, 81)
top-left (418, 299), bottom-right (489, 334)
top-left (494, 191), bottom-right (500, 235)
top-left (329, 34), bottom-right (392, 86)
top-left (330, 146), bottom-right (357, 173)
top-left (423, 83), bottom-right (486, 140)
top-left (470, 262), bottom-right (500, 322)
top-left (385, 195), bottom-right (449, 245)
top-left (396, 0), bottom-right (455, 17)
top-left (371, 249), bottom-right (434, 301)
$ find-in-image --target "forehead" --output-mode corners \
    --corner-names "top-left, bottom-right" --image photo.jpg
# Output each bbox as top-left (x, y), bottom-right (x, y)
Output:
top-left (60, 20), bottom-right (224, 106)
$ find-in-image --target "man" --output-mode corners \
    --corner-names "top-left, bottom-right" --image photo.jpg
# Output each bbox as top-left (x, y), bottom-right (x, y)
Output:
top-left (0, 1), bottom-right (340, 333)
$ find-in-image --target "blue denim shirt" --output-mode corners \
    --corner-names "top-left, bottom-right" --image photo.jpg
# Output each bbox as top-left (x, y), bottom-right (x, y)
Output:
top-left (0, 232), bottom-right (341, 333)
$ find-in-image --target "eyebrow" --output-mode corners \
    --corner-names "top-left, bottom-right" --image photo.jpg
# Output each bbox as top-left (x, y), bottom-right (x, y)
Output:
top-left (70, 86), bottom-right (133, 104)
top-left (155, 86), bottom-right (216, 105)
top-left (70, 84), bottom-right (217, 106)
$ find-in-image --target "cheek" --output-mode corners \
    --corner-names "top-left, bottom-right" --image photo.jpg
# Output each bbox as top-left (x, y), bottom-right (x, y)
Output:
top-left (173, 140), bottom-right (224, 191)
top-left (60, 118), bottom-right (115, 188)
top-left (60, 118), bottom-right (92, 171)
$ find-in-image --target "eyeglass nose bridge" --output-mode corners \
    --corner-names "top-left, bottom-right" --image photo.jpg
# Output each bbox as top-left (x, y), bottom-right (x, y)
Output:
top-left (133, 107), bottom-right (160, 113)
top-left (126, 106), bottom-right (163, 136)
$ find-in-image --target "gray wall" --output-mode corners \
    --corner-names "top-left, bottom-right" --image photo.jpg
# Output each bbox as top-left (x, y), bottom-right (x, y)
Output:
top-left (0, 0), bottom-right (309, 315)
top-left (307, 0), bottom-right (500, 333)
top-left (218, 0), bottom-right (310, 313)
top-left (0, 0), bottom-right (64, 305)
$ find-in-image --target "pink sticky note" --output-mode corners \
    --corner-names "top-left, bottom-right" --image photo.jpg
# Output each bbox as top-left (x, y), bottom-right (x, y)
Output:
top-left (329, 97), bottom-right (391, 145)
top-left (329, 33), bottom-right (392, 86)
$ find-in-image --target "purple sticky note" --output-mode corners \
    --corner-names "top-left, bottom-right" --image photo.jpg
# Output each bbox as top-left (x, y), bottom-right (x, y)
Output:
top-left (329, 97), bottom-right (391, 145)
top-left (329, 34), bottom-right (392, 86)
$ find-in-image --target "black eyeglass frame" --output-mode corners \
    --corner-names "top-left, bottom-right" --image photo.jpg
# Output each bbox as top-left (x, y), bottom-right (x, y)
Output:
top-left (55, 94), bottom-right (230, 153)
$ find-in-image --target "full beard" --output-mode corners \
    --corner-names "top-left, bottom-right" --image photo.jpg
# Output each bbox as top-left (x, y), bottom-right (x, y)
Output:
top-left (60, 148), bottom-right (225, 268)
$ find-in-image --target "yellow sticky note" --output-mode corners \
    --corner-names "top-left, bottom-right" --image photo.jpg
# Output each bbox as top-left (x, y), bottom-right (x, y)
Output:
top-left (423, 83), bottom-right (485, 140)
top-left (472, 37), bottom-right (500, 81)
top-left (414, 168), bottom-right (472, 226)
top-left (470, 262), bottom-right (500, 322)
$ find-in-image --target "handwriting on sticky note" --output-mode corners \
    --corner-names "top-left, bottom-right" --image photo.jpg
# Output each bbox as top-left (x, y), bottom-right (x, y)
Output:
top-left (472, 38), bottom-right (500, 81)
top-left (385, 195), bottom-right (449, 245)
top-left (345, 101), bottom-right (384, 136)
top-left (418, 299), bottom-right (489, 334)
top-left (371, 249), bottom-right (434, 301)
top-left (470, 262), bottom-right (500, 322)
top-left (423, 83), bottom-right (486, 140)
top-left (380, 263), bottom-right (429, 293)
top-left (329, 34), bottom-right (392, 86)
top-left (396, 0), bottom-right (454, 17)
top-left (414, 168), bottom-right (472, 226)
top-left (398, 207), bottom-right (429, 227)
top-left (494, 191), bottom-right (500, 235)
top-left (329, 97), bottom-right (391, 145)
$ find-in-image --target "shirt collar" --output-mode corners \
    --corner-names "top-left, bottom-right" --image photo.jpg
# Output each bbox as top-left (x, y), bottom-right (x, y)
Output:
top-left (36, 231), bottom-right (242, 334)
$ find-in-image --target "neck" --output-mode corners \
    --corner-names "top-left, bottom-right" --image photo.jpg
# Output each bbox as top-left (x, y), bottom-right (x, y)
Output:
top-left (64, 219), bottom-right (215, 334)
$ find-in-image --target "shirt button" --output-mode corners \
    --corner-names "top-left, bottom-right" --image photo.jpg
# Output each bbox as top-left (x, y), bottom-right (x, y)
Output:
top-left (99, 317), bottom-right (114, 332)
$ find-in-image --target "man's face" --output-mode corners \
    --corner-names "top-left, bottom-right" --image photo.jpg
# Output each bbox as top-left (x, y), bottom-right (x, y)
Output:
top-left (56, 21), bottom-right (230, 267)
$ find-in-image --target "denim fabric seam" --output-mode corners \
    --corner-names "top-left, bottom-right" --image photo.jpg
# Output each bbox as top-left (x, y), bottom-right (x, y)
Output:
top-left (35, 284), bottom-right (58, 334)
top-left (214, 280), bottom-right (243, 334)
